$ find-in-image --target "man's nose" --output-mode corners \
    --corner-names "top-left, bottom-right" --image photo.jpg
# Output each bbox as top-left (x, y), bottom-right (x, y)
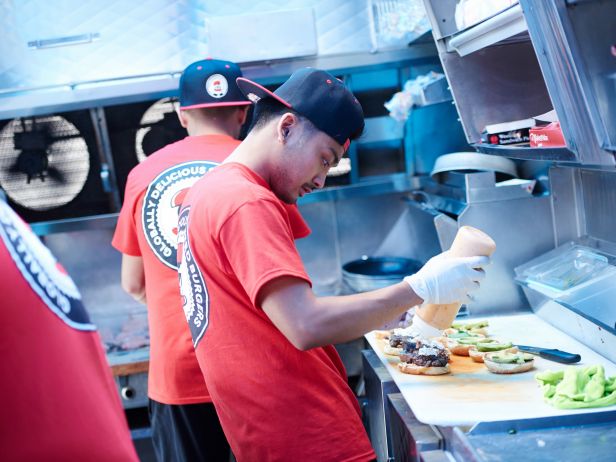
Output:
top-left (312, 172), bottom-right (326, 189)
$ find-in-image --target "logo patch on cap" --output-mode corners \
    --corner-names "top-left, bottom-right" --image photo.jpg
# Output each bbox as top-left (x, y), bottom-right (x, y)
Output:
top-left (205, 74), bottom-right (229, 99)
top-left (142, 161), bottom-right (218, 269)
top-left (246, 93), bottom-right (261, 103)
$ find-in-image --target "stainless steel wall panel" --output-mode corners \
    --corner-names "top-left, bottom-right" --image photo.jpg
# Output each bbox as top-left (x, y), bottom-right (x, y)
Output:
top-left (0, 0), bottom-right (209, 92)
top-left (549, 166), bottom-right (584, 246)
top-left (438, 41), bottom-right (553, 145)
top-left (0, 0), bottom-right (379, 95)
top-left (363, 349), bottom-right (399, 462)
top-left (581, 169), bottom-right (616, 245)
top-left (295, 200), bottom-right (342, 295)
top-left (296, 192), bottom-right (418, 296)
top-left (458, 196), bottom-right (554, 315)
top-left (42, 228), bottom-right (140, 316)
top-left (334, 192), bottom-right (410, 271)
top-left (520, 0), bottom-right (615, 165)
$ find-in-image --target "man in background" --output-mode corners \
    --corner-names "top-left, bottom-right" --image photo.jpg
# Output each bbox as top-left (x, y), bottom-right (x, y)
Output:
top-left (0, 198), bottom-right (139, 461)
top-left (113, 58), bottom-right (309, 461)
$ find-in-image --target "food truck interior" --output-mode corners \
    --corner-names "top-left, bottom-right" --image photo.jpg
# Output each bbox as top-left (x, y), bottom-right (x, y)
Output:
top-left (1, 1), bottom-right (615, 461)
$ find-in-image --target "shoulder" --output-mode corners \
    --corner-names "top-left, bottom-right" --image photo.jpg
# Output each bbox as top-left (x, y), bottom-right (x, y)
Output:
top-left (187, 168), bottom-right (285, 224)
top-left (124, 137), bottom-right (195, 197)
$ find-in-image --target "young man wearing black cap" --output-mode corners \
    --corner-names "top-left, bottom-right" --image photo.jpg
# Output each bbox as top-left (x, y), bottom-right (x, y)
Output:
top-left (113, 58), bottom-right (287, 461)
top-left (177, 68), bottom-right (488, 461)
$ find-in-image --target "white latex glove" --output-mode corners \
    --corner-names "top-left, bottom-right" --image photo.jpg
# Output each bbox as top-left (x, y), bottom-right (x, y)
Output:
top-left (404, 253), bottom-right (489, 305)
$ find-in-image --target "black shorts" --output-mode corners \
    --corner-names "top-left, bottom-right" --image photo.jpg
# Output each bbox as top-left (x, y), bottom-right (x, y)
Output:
top-left (149, 399), bottom-right (230, 462)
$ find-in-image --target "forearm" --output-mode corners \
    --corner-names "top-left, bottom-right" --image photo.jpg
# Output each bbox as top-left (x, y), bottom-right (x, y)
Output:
top-left (297, 282), bottom-right (421, 349)
top-left (127, 287), bottom-right (147, 305)
top-left (120, 254), bottom-right (147, 305)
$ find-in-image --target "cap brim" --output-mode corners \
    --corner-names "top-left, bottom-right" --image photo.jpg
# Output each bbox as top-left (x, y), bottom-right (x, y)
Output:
top-left (180, 101), bottom-right (252, 111)
top-left (236, 77), bottom-right (292, 108)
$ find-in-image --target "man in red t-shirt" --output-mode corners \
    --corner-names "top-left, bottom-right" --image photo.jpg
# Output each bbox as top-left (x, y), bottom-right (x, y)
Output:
top-left (177, 68), bottom-right (490, 461)
top-left (0, 199), bottom-right (138, 461)
top-left (112, 58), bottom-right (309, 461)
top-left (112, 58), bottom-right (252, 461)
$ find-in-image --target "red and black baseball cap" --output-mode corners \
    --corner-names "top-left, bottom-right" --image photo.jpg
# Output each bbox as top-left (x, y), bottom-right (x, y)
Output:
top-left (236, 67), bottom-right (364, 151)
top-left (179, 58), bottom-right (252, 110)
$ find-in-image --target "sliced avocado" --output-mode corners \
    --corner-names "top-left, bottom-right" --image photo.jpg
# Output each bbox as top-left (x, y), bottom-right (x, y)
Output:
top-left (476, 341), bottom-right (513, 352)
top-left (452, 320), bottom-right (489, 331)
top-left (458, 337), bottom-right (491, 345)
top-left (487, 352), bottom-right (535, 364)
top-left (447, 331), bottom-right (471, 339)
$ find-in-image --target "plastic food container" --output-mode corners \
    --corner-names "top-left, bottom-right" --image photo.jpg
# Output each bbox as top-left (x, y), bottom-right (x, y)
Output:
top-left (515, 242), bottom-right (611, 294)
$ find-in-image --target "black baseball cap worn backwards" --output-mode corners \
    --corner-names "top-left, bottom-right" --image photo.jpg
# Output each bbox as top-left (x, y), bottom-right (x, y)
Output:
top-left (236, 67), bottom-right (364, 151)
top-left (179, 58), bottom-right (251, 110)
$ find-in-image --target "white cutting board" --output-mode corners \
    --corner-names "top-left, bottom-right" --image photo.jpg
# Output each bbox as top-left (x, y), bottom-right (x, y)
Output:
top-left (365, 313), bottom-right (616, 426)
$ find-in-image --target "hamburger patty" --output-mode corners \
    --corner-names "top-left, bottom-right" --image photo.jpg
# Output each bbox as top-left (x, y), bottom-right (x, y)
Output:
top-left (400, 338), bottom-right (449, 367)
top-left (389, 334), bottom-right (410, 348)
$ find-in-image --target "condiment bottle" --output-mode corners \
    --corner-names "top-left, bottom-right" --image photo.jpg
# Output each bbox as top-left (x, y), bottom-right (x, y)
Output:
top-left (412, 226), bottom-right (496, 338)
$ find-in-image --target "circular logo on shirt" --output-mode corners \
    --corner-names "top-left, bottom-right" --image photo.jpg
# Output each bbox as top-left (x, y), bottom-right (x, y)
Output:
top-left (177, 206), bottom-right (208, 347)
top-left (0, 201), bottom-right (94, 330)
top-left (142, 161), bottom-right (218, 269)
top-left (205, 74), bottom-right (228, 99)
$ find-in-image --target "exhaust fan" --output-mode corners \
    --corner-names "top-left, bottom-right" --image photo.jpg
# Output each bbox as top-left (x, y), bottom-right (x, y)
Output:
top-left (135, 97), bottom-right (185, 163)
top-left (0, 116), bottom-right (90, 211)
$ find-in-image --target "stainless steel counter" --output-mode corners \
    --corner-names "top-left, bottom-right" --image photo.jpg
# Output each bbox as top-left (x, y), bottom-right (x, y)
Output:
top-left (362, 314), bottom-right (616, 461)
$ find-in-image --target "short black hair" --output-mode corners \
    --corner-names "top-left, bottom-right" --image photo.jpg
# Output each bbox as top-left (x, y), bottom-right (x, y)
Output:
top-left (248, 97), bottom-right (364, 141)
top-left (187, 105), bottom-right (245, 121)
top-left (249, 98), bottom-right (305, 133)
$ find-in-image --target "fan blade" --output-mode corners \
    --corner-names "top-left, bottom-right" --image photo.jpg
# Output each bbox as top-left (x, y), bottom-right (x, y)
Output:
top-left (46, 166), bottom-right (65, 183)
top-left (8, 162), bottom-right (21, 174)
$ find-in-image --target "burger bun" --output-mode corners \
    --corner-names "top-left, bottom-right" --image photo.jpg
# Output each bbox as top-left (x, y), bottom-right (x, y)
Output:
top-left (397, 362), bottom-right (450, 375)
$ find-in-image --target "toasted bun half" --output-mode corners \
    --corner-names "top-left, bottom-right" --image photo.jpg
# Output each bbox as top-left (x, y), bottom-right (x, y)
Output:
top-left (484, 357), bottom-right (535, 374)
top-left (397, 362), bottom-right (450, 375)
top-left (469, 346), bottom-right (518, 363)
top-left (384, 345), bottom-right (404, 356)
top-left (450, 343), bottom-right (473, 356)
top-left (468, 347), bottom-right (486, 362)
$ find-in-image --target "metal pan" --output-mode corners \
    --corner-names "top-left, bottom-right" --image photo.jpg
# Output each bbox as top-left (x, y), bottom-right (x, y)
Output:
top-left (431, 152), bottom-right (518, 180)
top-left (342, 256), bottom-right (422, 293)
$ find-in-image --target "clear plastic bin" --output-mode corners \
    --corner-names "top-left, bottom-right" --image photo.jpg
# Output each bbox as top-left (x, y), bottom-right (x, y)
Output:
top-left (515, 242), bottom-right (611, 294)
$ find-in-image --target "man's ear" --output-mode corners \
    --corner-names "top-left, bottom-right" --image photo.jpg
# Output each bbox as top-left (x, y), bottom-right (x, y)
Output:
top-left (276, 112), bottom-right (297, 143)
top-left (176, 108), bottom-right (189, 128)
top-left (237, 106), bottom-right (249, 126)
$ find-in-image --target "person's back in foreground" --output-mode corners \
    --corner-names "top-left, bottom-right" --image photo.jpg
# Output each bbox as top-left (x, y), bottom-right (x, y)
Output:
top-left (0, 199), bottom-right (138, 461)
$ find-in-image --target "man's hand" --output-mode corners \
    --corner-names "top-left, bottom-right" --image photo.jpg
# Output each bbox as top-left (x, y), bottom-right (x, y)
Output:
top-left (404, 252), bottom-right (489, 305)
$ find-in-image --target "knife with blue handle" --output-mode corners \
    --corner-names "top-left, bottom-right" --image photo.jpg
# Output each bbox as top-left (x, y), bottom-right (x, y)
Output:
top-left (515, 345), bottom-right (581, 364)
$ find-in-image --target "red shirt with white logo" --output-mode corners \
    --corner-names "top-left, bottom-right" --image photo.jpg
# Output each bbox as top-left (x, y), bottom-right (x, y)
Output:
top-left (177, 163), bottom-right (375, 462)
top-left (0, 201), bottom-right (138, 462)
top-left (112, 135), bottom-right (309, 404)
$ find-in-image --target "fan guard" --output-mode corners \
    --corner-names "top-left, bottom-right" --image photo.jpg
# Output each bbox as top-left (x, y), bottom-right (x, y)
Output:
top-left (135, 98), bottom-right (181, 163)
top-left (0, 116), bottom-right (90, 211)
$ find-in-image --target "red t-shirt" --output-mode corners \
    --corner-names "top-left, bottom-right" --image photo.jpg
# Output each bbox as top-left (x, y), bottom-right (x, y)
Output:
top-left (177, 163), bottom-right (375, 462)
top-left (0, 201), bottom-right (138, 462)
top-left (112, 134), bottom-right (309, 404)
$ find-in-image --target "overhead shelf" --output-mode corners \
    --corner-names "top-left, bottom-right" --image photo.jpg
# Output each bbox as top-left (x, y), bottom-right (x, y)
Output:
top-left (473, 143), bottom-right (578, 162)
top-left (0, 45), bottom-right (438, 120)
top-left (446, 3), bottom-right (528, 57)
